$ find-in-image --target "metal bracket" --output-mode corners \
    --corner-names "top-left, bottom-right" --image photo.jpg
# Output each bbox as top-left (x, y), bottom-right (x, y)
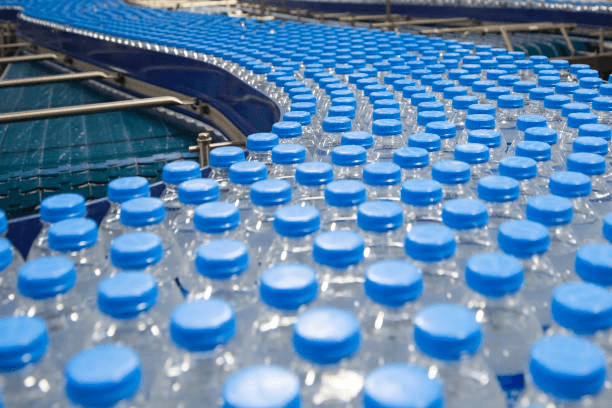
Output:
top-left (0, 71), bottom-right (112, 88)
top-left (189, 132), bottom-right (245, 167)
top-left (0, 53), bottom-right (57, 64)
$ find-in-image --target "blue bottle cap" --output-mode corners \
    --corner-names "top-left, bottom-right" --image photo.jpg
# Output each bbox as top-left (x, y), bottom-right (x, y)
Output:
top-left (331, 145), bottom-right (367, 167)
top-left (498, 220), bottom-right (550, 258)
top-left (414, 304), bottom-right (481, 361)
top-left (465, 130), bottom-right (501, 150)
top-left (270, 144), bottom-right (306, 166)
top-left (544, 95), bottom-right (571, 110)
top-left (357, 201), bottom-right (403, 233)
top-left (295, 162), bottom-right (333, 187)
top-left (408, 133), bottom-right (441, 152)
top-left (552, 282), bottom-right (612, 335)
top-left (524, 127), bottom-right (558, 145)
top-left (418, 102), bottom-right (445, 114)
top-left (260, 264), bottom-right (317, 311)
top-left (403, 85), bottom-right (426, 98)
top-left (250, 179), bottom-right (292, 207)
top-left (466, 252), bottom-right (523, 298)
top-left (443, 86), bottom-right (468, 99)
top-left (549, 171), bottom-right (591, 198)
top-left (333, 97), bottom-right (357, 109)
top-left (209, 146), bottom-right (245, 169)
top-left (329, 105), bottom-right (355, 120)
top-left (465, 114), bottom-right (495, 131)
top-left (529, 335), bottom-right (606, 400)
top-left (363, 363), bottom-right (444, 408)
top-left (363, 162), bottom-right (401, 187)
top-left (401, 178), bottom-right (443, 207)
top-left (452, 95), bottom-right (478, 110)
top-left (599, 83), bottom-right (612, 95)
top-left (513, 80), bottom-right (537, 94)
top-left (516, 141), bottom-right (551, 162)
top-left (372, 108), bottom-right (400, 121)
top-left (0, 316), bottom-right (48, 372)
top-left (65, 344), bottom-right (142, 407)
top-left (432, 79), bottom-right (454, 93)
top-left (0, 239), bottom-right (11, 271)
top-left (48, 218), bottom-right (97, 252)
top-left (229, 161), bottom-right (267, 186)
top-left (393, 147), bottom-right (429, 170)
top-left (177, 178), bottom-right (220, 205)
top-left (40, 193), bottom-right (86, 223)
top-left (454, 143), bottom-right (489, 164)
top-left (426, 121), bottom-right (457, 139)
top-left (567, 112), bottom-right (598, 130)
top-left (573, 89), bottom-right (599, 103)
top-left (448, 69), bottom-right (468, 80)
top-left (272, 121), bottom-right (302, 139)
top-left (162, 160), bottom-right (201, 185)
top-left (121, 197), bottom-right (165, 227)
top-left (485, 86), bottom-right (510, 101)
top-left (458, 74), bottom-right (480, 87)
top-left (291, 102), bottom-right (316, 115)
top-left (538, 76), bottom-right (561, 88)
top-left (110, 232), bottom-right (163, 270)
top-left (222, 365), bottom-right (300, 408)
top-left (246, 132), bottom-right (279, 152)
top-left (292, 93), bottom-right (316, 104)
top-left (324, 180), bottom-right (367, 208)
top-left (576, 244), bottom-right (612, 286)
top-left (341, 131), bottom-right (373, 149)
top-left (405, 224), bottom-right (456, 262)
top-left (431, 160), bottom-right (470, 185)
top-left (97, 272), bottom-right (158, 319)
top-left (293, 307), bottom-right (361, 364)
top-left (442, 198), bottom-right (488, 230)
top-left (170, 299), bottom-right (235, 351)
top-left (321, 116), bottom-right (352, 134)
top-left (313, 230), bottom-right (364, 268)
top-left (393, 79), bottom-right (416, 92)
top-left (417, 111), bottom-right (446, 127)
top-left (592, 96), bottom-right (612, 112)
top-left (561, 102), bottom-right (590, 117)
top-left (373, 99), bottom-right (400, 111)
top-left (108, 177), bottom-right (150, 204)
top-left (530, 55), bottom-right (549, 64)
top-left (372, 119), bottom-right (402, 136)
top-left (468, 103), bottom-right (496, 116)
top-left (0, 210), bottom-right (5, 236)
top-left (578, 124), bottom-right (611, 141)
top-left (194, 201), bottom-right (239, 234)
top-left (567, 152), bottom-right (605, 176)
top-left (17, 256), bottom-right (76, 299)
top-left (577, 69), bottom-right (599, 79)
top-left (574, 136), bottom-right (609, 156)
top-left (471, 80), bottom-right (494, 94)
top-left (195, 239), bottom-right (248, 279)
top-left (550, 59), bottom-right (569, 70)
top-left (365, 259), bottom-right (423, 308)
top-left (274, 205), bottom-right (320, 238)
top-left (529, 87), bottom-right (555, 101)
top-left (526, 195), bottom-right (573, 227)
top-left (498, 156), bottom-right (538, 180)
top-left (477, 175), bottom-right (520, 203)
top-left (498, 74), bottom-right (520, 87)
top-left (497, 94), bottom-right (524, 109)
top-left (517, 115), bottom-right (547, 132)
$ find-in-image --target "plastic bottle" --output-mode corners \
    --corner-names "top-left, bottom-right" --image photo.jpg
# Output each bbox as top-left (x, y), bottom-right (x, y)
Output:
top-left (270, 144), bottom-right (307, 185)
top-left (467, 129), bottom-right (506, 166)
top-left (360, 260), bottom-right (423, 367)
top-left (245, 132), bottom-right (279, 169)
top-left (567, 152), bottom-right (611, 216)
top-left (527, 87), bottom-right (554, 115)
top-left (221, 365), bottom-right (301, 408)
top-left (362, 162), bottom-right (402, 202)
top-left (151, 299), bottom-right (239, 407)
top-left (401, 178), bottom-right (444, 226)
top-left (516, 140), bottom-right (556, 191)
top-left (592, 96), bottom-right (612, 127)
top-left (331, 145), bottom-right (367, 181)
top-left (363, 363), bottom-right (444, 408)
top-left (497, 94), bottom-right (525, 150)
top-left (427, 120), bottom-right (459, 161)
top-left (226, 160), bottom-right (268, 219)
top-left (264, 205), bottom-right (320, 269)
top-left (290, 307), bottom-right (364, 407)
top-left (410, 304), bottom-right (506, 408)
top-left (477, 175), bottom-right (522, 233)
top-left (498, 156), bottom-right (541, 207)
top-left (404, 224), bottom-right (462, 304)
top-left (463, 114), bottom-right (496, 146)
top-left (358, 201), bottom-right (405, 265)
top-left (295, 162), bottom-right (333, 211)
top-left (160, 160), bottom-right (201, 224)
top-left (0, 238), bottom-right (22, 316)
top-left (322, 180), bottom-right (367, 232)
top-left (523, 127), bottom-right (563, 171)
top-left (315, 116), bottom-right (352, 161)
top-left (393, 146), bottom-right (430, 180)
top-left (28, 193), bottom-right (86, 260)
top-left (497, 220), bottom-right (561, 329)
top-left (517, 335), bottom-right (608, 407)
top-left (575, 243), bottom-right (612, 287)
top-left (543, 94), bottom-right (571, 132)
top-left (463, 252), bottom-right (542, 395)
top-left (431, 160), bottom-right (472, 200)
top-left (370, 119), bottom-right (403, 162)
top-left (284, 110), bottom-right (317, 151)
top-left (208, 146), bottom-right (246, 196)
top-left (453, 142), bottom-right (492, 194)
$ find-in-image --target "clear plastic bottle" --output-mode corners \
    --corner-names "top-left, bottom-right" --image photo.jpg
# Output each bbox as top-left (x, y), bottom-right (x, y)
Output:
top-left (98, 177), bottom-right (150, 258)
top-left (208, 146), bottom-right (246, 197)
top-left (363, 363), bottom-right (445, 408)
top-left (314, 230), bottom-right (365, 311)
top-left (370, 119), bottom-right (404, 162)
top-left (245, 132), bottom-right (279, 169)
top-left (453, 142), bottom-right (492, 194)
top-left (498, 156), bottom-right (541, 207)
top-left (527, 87), bottom-right (554, 116)
top-left (575, 243), bottom-right (612, 287)
top-left (427, 120), bottom-right (459, 161)
top-left (362, 162), bottom-right (402, 202)
top-left (415, 110), bottom-right (446, 135)
top-left (272, 120), bottom-right (304, 146)
top-left (0, 316), bottom-right (62, 407)
top-left (516, 140), bottom-right (556, 191)
top-left (393, 147), bottom-right (430, 180)
top-left (567, 152), bottom-right (611, 216)
top-left (517, 335), bottom-right (608, 407)
top-left (477, 175), bottom-right (522, 234)
top-left (270, 144), bottom-right (307, 186)
top-left (497, 94), bottom-right (525, 150)
top-left (592, 96), bottom-right (612, 127)
top-left (28, 193), bottom-right (86, 261)
top-left (331, 145), bottom-right (367, 181)
top-left (431, 160), bottom-right (472, 200)
top-left (360, 260), bottom-right (423, 368)
top-left (295, 162), bottom-right (333, 212)
top-left (497, 220), bottom-right (561, 329)
top-left (404, 224), bottom-right (462, 304)
top-left (463, 252), bottom-right (542, 396)
top-left (549, 171), bottom-right (598, 244)
top-left (467, 128), bottom-right (506, 166)
top-left (151, 299), bottom-right (239, 407)
top-left (160, 160), bottom-right (201, 225)
top-left (0, 238), bottom-right (22, 316)
top-left (171, 178), bottom-right (220, 253)
top-left (410, 304), bottom-right (506, 408)
top-left (357, 201), bottom-right (405, 265)
top-left (226, 160), bottom-right (268, 220)
top-left (543, 94), bottom-right (572, 132)
top-left (284, 110), bottom-right (317, 151)
top-left (246, 264), bottom-right (317, 366)
top-left (463, 113), bottom-right (497, 147)
top-left (401, 178), bottom-right (443, 227)
top-left (322, 180), bottom-right (367, 232)
top-left (315, 116), bottom-right (352, 162)
top-left (289, 307), bottom-right (364, 407)
top-left (221, 365), bottom-right (301, 408)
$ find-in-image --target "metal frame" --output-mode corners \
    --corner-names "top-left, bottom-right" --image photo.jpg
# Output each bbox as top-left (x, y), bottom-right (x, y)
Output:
top-left (0, 71), bottom-right (112, 88)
